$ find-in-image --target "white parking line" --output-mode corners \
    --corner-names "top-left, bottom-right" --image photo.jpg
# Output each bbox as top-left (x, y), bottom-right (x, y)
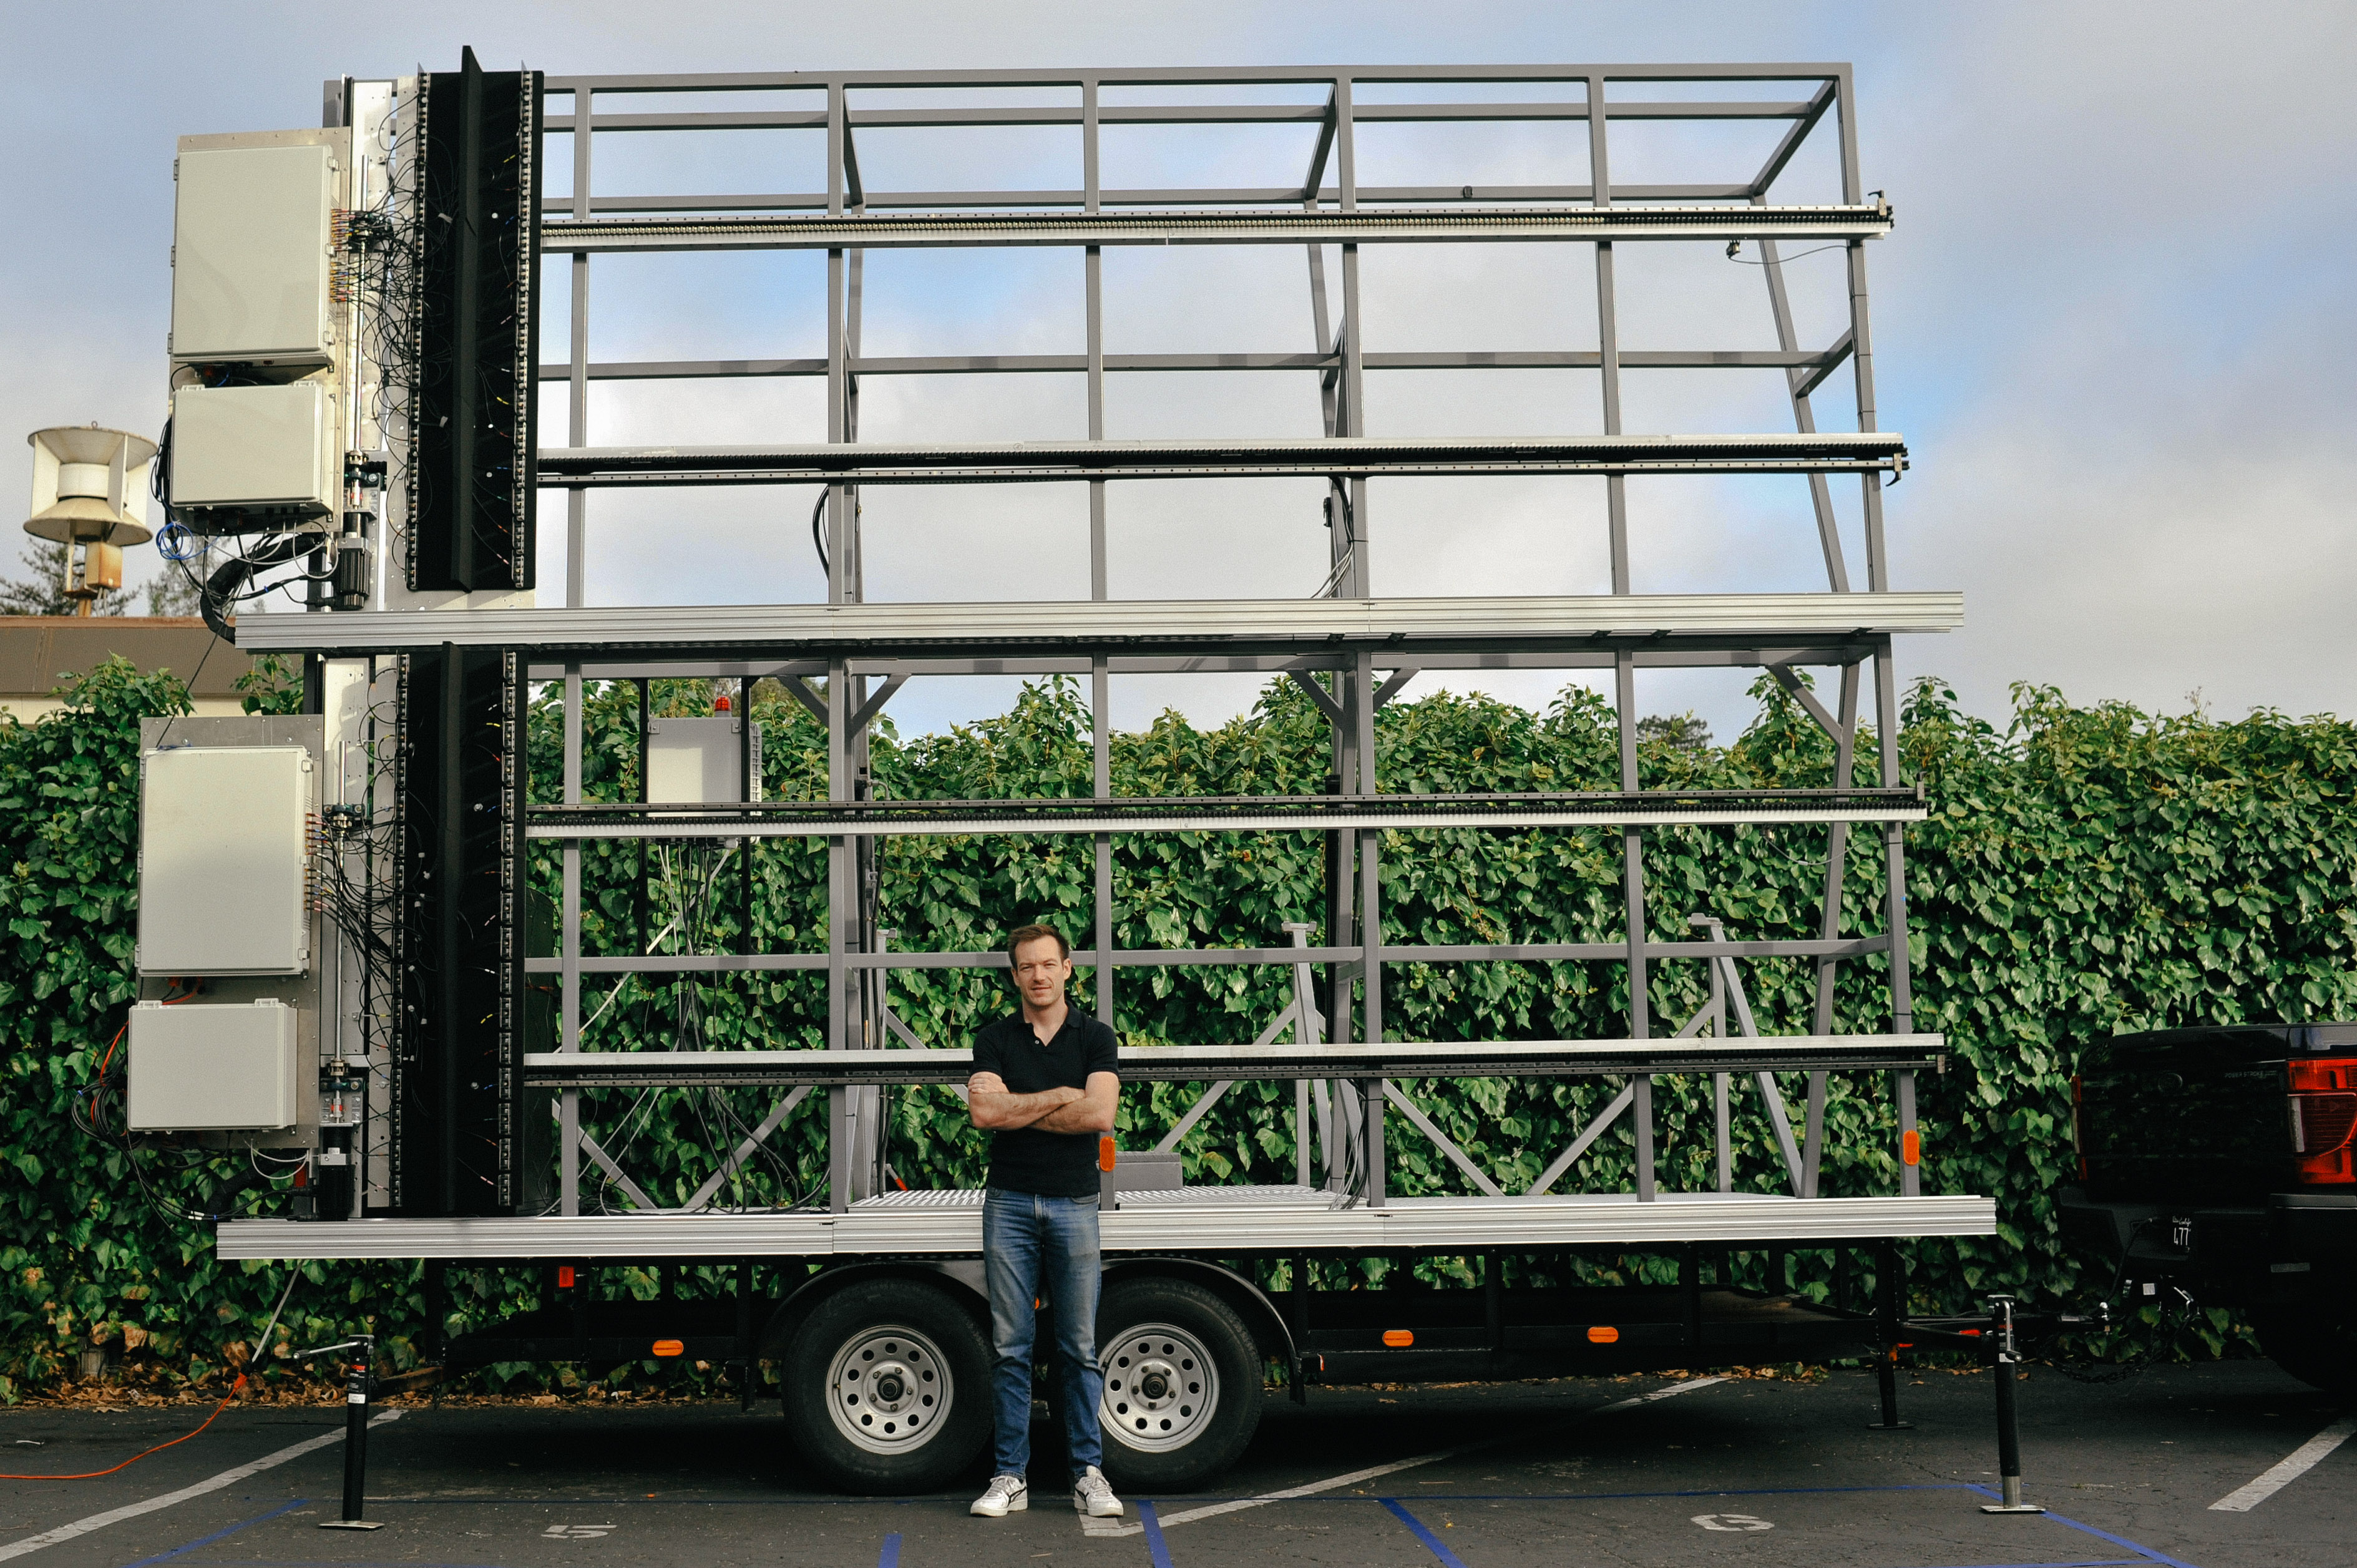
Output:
top-left (2208, 1415), bottom-right (2357, 1512)
top-left (0, 1410), bottom-right (403, 1562)
top-left (1084, 1375), bottom-right (1727, 1538)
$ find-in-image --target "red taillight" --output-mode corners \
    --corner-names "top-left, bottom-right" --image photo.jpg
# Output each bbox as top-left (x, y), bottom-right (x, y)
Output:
top-left (2288, 1057), bottom-right (2357, 1184)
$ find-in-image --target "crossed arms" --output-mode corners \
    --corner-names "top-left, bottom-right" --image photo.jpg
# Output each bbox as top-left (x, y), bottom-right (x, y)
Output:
top-left (967, 1071), bottom-right (1119, 1134)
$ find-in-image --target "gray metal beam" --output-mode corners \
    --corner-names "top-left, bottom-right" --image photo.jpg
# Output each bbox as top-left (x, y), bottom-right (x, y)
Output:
top-left (542, 100), bottom-right (1818, 133)
top-left (532, 348), bottom-right (1845, 382)
top-left (536, 432), bottom-right (1906, 488)
top-left (535, 184), bottom-right (1756, 215)
top-left (238, 590), bottom-right (1964, 658)
top-left (539, 204), bottom-right (1892, 255)
top-left (523, 1034), bottom-right (1949, 1089)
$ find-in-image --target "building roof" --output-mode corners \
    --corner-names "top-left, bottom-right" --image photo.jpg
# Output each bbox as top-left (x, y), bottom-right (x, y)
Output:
top-left (0, 616), bottom-right (253, 701)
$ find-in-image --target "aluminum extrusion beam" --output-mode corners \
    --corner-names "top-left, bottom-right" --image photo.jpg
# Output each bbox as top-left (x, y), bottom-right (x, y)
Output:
top-left (537, 432), bottom-right (1905, 487)
top-left (215, 1192), bottom-right (1997, 1261)
top-left (539, 204), bottom-right (1891, 254)
top-left (524, 787), bottom-right (1926, 841)
top-left (233, 592), bottom-right (1964, 659)
top-left (521, 1035), bottom-right (1946, 1089)
top-left (542, 102), bottom-right (1819, 133)
top-left (542, 64), bottom-right (1853, 91)
top-left (539, 185), bottom-right (1759, 215)
top-left (534, 349), bottom-right (1846, 382)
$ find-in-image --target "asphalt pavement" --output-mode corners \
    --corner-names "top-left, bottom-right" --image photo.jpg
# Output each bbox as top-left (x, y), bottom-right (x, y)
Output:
top-left (0, 1360), bottom-right (2346, 1567)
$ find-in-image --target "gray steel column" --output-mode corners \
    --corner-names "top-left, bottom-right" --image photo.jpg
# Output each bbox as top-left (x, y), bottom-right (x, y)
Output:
top-left (824, 81), bottom-right (853, 1209)
top-left (566, 89), bottom-right (592, 608)
top-left (1896, 1068), bottom-right (1920, 1197)
top-left (559, 662), bottom-right (582, 1214)
top-left (1811, 661), bottom-right (1862, 1035)
top-left (1591, 74), bottom-right (1649, 1048)
top-left (1335, 77), bottom-right (1369, 593)
top-left (1632, 1076), bottom-right (1656, 1200)
top-left (1875, 640), bottom-right (1913, 1034)
top-left (1355, 647), bottom-right (1383, 1205)
top-left (1085, 77), bottom-right (1115, 1030)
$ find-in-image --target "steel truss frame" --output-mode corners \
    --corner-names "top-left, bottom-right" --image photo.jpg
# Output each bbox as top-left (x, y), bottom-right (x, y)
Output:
top-left (268, 60), bottom-right (1963, 1245)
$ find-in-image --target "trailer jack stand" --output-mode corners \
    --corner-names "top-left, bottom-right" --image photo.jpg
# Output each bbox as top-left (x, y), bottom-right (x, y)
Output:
top-left (302, 1335), bottom-right (385, 1532)
top-left (1867, 1346), bottom-right (1913, 1431)
top-left (1978, 1298), bottom-right (2042, 1515)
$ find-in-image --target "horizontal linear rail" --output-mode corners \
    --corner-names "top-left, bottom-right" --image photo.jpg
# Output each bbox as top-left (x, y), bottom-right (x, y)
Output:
top-left (519, 936), bottom-right (1893, 976)
top-left (525, 787), bottom-right (1926, 841)
top-left (523, 646), bottom-right (1882, 680)
top-left (535, 346), bottom-right (1852, 382)
top-left (544, 100), bottom-right (1820, 133)
top-left (542, 64), bottom-right (1854, 90)
top-left (520, 1036), bottom-right (1947, 1089)
top-left (539, 185), bottom-right (1760, 214)
top-left (234, 592), bottom-right (1964, 659)
top-left (539, 204), bottom-right (1890, 254)
top-left (537, 433), bottom-right (1906, 487)
top-left (215, 1193), bottom-right (1999, 1262)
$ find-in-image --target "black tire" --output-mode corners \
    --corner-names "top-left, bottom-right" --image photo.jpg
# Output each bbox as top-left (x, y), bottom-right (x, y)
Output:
top-left (783, 1277), bottom-right (992, 1494)
top-left (1096, 1277), bottom-right (1265, 1491)
top-left (2255, 1305), bottom-right (2357, 1400)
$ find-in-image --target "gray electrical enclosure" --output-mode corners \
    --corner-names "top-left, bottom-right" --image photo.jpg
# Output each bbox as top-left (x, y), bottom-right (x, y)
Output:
top-left (125, 1000), bottom-right (298, 1132)
top-left (647, 717), bottom-right (761, 806)
top-left (137, 741), bottom-right (315, 976)
top-left (168, 382), bottom-right (337, 517)
top-left (170, 134), bottom-right (343, 366)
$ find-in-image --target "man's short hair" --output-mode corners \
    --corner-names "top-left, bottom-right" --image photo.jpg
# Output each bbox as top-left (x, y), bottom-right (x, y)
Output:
top-left (1005, 923), bottom-right (1070, 962)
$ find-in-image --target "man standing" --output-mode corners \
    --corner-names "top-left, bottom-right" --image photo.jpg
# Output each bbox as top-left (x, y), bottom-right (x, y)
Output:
top-left (965, 923), bottom-right (1124, 1521)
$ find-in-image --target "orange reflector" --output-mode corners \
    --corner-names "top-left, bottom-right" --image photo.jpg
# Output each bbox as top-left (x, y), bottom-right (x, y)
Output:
top-left (557, 1266), bottom-right (575, 1288)
top-left (1382, 1330), bottom-right (1414, 1348)
top-left (1587, 1325), bottom-right (1620, 1344)
top-left (1902, 1129), bottom-right (1921, 1166)
top-left (1100, 1135), bottom-right (1118, 1172)
top-left (650, 1339), bottom-right (685, 1358)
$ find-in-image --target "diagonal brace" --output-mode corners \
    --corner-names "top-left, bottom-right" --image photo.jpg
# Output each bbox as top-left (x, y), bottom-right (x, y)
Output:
top-left (681, 1086), bottom-right (813, 1212)
top-left (578, 1129), bottom-right (661, 1213)
top-left (1383, 1081), bottom-right (1503, 1197)
top-left (1525, 1081), bottom-right (1636, 1196)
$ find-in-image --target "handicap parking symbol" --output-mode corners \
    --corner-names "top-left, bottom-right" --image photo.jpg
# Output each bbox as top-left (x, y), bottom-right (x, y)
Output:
top-left (1692, 1512), bottom-right (1774, 1531)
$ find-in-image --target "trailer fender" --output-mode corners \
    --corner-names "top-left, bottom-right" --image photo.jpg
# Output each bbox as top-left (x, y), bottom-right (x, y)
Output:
top-left (757, 1259), bottom-right (988, 1361)
top-left (1101, 1255), bottom-right (1295, 1365)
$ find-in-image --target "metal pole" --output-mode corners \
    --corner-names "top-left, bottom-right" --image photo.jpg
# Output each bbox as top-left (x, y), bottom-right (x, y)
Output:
top-left (1867, 1239), bottom-right (1911, 1431)
top-left (1085, 77), bottom-right (1115, 1031)
top-left (1979, 1297), bottom-right (2043, 1513)
top-left (1896, 1067), bottom-right (1920, 1197)
top-left (1632, 1075), bottom-right (1656, 1201)
top-left (317, 1336), bottom-right (381, 1531)
top-left (566, 89), bottom-right (591, 608)
top-left (559, 661), bottom-right (582, 1214)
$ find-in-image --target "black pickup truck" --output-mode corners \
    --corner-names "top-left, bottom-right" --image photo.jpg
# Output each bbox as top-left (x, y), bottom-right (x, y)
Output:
top-left (2061, 1021), bottom-right (2357, 1395)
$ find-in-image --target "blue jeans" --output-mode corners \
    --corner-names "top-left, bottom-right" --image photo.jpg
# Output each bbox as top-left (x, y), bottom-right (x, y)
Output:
top-left (982, 1187), bottom-right (1104, 1479)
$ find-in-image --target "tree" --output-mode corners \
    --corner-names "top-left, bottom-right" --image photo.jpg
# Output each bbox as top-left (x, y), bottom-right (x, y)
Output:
top-left (0, 540), bottom-right (130, 616)
top-left (1635, 711), bottom-right (1712, 752)
top-left (144, 563), bottom-right (203, 617)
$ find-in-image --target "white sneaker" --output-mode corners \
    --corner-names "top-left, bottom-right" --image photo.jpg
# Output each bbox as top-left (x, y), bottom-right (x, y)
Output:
top-left (971, 1474), bottom-right (1028, 1517)
top-left (1073, 1465), bottom-right (1123, 1518)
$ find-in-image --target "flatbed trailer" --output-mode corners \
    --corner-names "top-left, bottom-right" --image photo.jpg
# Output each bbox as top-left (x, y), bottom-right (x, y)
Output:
top-left (134, 53), bottom-right (1992, 1494)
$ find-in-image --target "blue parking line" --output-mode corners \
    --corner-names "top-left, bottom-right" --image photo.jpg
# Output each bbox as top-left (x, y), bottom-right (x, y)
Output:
top-left (123, 1498), bottom-right (309, 1567)
top-left (1960, 1486), bottom-right (2202, 1568)
top-left (1138, 1499), bottom-right (1174, 1568)
top-left (1379, 1498), bottom-right (1469, 1568)
top-left (877, 1530), bottom-right (902, 1568)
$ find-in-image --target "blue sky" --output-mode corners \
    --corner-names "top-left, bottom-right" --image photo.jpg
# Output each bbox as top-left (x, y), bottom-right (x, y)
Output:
top-left (4, 1), bottom-right (2350, 742)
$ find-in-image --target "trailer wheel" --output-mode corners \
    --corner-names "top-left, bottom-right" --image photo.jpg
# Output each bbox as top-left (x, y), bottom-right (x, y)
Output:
top-left (2254, 1305), bottom-right (2357, 1398)
top-left (1096, 1277), bottom-right (1264, 1491)
top-left (783, 1278), bottom-right (990, 1494)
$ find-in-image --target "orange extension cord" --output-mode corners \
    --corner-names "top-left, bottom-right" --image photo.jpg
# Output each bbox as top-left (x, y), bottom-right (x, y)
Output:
top-left (3, 1114), bottom-right (295, 1483)
top-left (0, 1375), bottom-right (248, 1480)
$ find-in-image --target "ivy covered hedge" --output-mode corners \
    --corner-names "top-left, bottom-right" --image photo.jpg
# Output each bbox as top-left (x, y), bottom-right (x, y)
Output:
top-left (1, 657), bottom-right (2350, 1400)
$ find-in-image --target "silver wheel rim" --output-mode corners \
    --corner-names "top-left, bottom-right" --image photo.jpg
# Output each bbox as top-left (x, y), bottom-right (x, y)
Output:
top-left (1101, 1321), bottom-right (1219, 1453)
top-left (824, 1323), bottom-right (953, 1456)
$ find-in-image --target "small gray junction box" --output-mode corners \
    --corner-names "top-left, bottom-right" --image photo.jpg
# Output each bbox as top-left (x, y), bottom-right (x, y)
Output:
top-left (126, 1000), bottom-right (298, 1133)
top-left (137, 743), bottom-right (313, 976)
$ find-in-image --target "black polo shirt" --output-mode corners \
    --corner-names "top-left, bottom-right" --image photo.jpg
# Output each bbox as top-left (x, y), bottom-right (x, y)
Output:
top-left (971, 1007), bottom-right (1120, 1199)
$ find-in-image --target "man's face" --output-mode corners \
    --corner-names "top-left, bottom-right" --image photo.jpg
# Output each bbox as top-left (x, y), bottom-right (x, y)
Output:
top-left (1012, 937), bottom-right (1071, 1011)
